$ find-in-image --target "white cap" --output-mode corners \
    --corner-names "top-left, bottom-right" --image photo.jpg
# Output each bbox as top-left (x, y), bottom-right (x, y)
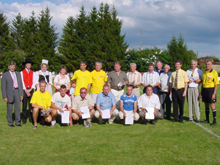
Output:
top-left (42, 59), bottom-right (48, 65)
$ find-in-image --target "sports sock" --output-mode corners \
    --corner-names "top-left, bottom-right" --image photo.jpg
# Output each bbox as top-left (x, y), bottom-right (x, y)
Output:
top-left (212, 109), bottom-right (216, 123)
top-left (205, 108), bottom-right (210, 122)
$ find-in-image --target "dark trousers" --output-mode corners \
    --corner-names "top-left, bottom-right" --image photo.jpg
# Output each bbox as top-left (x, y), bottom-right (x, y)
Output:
top-left (22, 89), bottom-right (34, 123)
top-left (172, 88), bottom-right (185, 121)
top-left (7, 89), bottom-right (20, 125)
top-left (159, 92), bottom-right (171, 120)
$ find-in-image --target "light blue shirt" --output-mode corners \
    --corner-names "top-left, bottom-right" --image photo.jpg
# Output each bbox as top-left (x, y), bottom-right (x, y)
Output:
top-left (96, 92), bottom-right (116, 110)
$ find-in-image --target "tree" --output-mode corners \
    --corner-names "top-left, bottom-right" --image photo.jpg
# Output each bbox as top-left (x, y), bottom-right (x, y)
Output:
top-left (36, 7), bottom-right (59, 71)
top-left (167, 34), bottom-right (192, 71)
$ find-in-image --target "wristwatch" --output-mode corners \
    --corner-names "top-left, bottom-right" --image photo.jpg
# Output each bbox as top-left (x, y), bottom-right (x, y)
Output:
top-left (214, 92), bottom-right (216, 94)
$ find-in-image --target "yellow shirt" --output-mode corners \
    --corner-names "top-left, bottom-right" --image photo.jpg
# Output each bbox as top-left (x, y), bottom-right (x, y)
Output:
top-left (170, 69), bottom-right (189, 89)
top-left (202, 69), bottom-right (219, 88)
top-left (91, 70), bottom-right (107, 94)
top-left (71, 70), bottom-right (92, 95)
top-left (30, 90), bottom-right (51, 109)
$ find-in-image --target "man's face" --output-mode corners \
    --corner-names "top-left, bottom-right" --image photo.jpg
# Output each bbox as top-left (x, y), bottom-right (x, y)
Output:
top-left (130, 65), bottom-right (136, 72)
top-left (8, 65), bottom-right (16, 72)
top-left (114, 64), bottom-right (121, 72)
top-left (157, 62), bottom-right (162, 70)
top-left (206, 61), bottom-right (212, 70)
top-left (60, 88), bottom-right (67, 97)
top-left (126, 87), bottom-right (133, 95)
top-left (80, 63), bottom-right (86, 70)
top-left (164, 66), bottom-right (170, 73)
top-left (175, 62), bottom-right (182, 70)
top-left (41, 64), bottom-right (47, 72)
top-left (191, 61), bottom-right (197, 70)
top-left (146, 87), bottom-right (153, 96)
top-left (40, 83), bottom-right (46, 92)
top-left (95, 63), bottom-right (102, 71)
top-left (148, 66), bottom-right (154, 73)
top-left (80, 89), bottom-right (87, 98)
top-left (103, 86), bottom-right (109, 96)
top-left (25, 63), bottom-right (31, 70)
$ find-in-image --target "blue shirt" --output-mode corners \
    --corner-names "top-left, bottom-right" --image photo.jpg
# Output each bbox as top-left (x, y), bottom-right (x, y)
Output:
top-left (154, 68), bottom-right (164, 75)
top-left (120, 94), bottom-right (137, 111)
top-left (96, 92), bottom-right (116, 110)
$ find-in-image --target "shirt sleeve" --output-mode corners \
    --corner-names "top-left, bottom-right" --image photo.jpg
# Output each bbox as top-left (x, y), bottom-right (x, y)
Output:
top-left (20, 71), bottom-right (26, 90)
top-left (107, 72), bottom-right (112, 83)
top-left (88, 72), bottom-right (92, 84)
top-left (120, 95), bottom-right (124, 102)
top-left (183, 71), bottom-right (189, 82)
top-left (104, 72), bottom-right (107, 82)
top-left (71, 71), bottom-right (77, 80)
top-left (51, 93), bottom-right (56, 103)
top-left (169, 73), bottom-right (174, 83)
top-left (123, 72), bottom-right (128, 82)
top-left (67, 97), bottom-right (71, 107)
top-left (54, 75), bottom-right (58, 83)
top-left (138, 73), bottom-right (142, 84)
top-left (199, 70), bottom-right (203, 80)
top-left (49, 72), bottom-right (52, 85)
top-left (155, 72), bottom-right (160, 83)
top-left (155, 95), bottom-right (160, 109)
top-left (134, 95), bottom-right (137, 102)
top-left (47, 94), bottom-right (52, 107)
top-left (138, 96), bottom-right (143, 108)
top-left (214, 71), bottom-right (220, 85)
top-left (31, 72), bottom-right (36, 89)
top-left (111, 93), bottom-right (117, 105)
top-left (141, 73), bottom-right (146, 84)
top-left (96, 94), bottom-right (101, 105)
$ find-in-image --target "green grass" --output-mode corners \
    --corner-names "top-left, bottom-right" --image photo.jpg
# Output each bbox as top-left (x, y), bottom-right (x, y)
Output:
top-left (0, 82), bottom-right (220, 164)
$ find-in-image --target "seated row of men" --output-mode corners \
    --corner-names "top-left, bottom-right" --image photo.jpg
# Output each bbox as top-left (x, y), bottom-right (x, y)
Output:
top-left (31, 80), bottom-right (161, 129)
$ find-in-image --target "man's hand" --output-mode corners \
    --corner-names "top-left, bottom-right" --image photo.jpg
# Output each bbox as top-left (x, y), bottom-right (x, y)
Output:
top-left (88, 106), bottom-right (93, 110)
top-left (188, 79), bottom-right (193, 83)
top-left (21, 96), bottom-right (23, 101)
top-left (99, 111), bottom-right (103, 116)
top-left (123, 112), bottom-right (126, 117)
top-left (59, 108), bottom-right (64, 113)
top-left (154, 110), bottom-right (157, 115)
top-left (4, 98), bottom-right (8, 102)
top-left (194, 79), bottom-right (200, 83)
top-left (182, 92), bottom-right (186, 97)
top-left (78, 112), bottom-right (84, 116)
top-left (212, 94), bottom-right (216, 100)
top-left (110, 111), bottom-right (113, 116)
top-left (199, 94), bottom-right (202, 99)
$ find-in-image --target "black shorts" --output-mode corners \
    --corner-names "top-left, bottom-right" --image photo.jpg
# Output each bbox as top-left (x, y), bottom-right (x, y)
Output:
top-left (202, 88), bottom-right (217, 103)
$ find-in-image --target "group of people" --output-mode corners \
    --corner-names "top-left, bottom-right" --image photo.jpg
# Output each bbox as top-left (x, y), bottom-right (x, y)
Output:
top-left (1, 57), bottom-right (219, 129)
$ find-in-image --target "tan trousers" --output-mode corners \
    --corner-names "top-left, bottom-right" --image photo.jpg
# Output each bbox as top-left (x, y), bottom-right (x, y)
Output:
top-left (95, 109), bottom-right (119, 123)
top-left (139, 110), bottom-right (162, 120)
top-left (119, 110), bottom-right (140, 121)
top-left (111, 89), bottom-right (124, 109)
top-left (132, 88), bottom-right (140, 99)
top-left (187, 87), bottom-right (200, 120)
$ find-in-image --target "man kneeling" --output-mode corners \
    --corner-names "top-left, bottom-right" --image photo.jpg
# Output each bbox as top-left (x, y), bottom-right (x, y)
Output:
top-left (138, 85), bottom-right (161, 125)
top-left (119, 85), bottom-right (139, 124)
top-left (50, 85), bottom-right (72, 127)
top-left (71, 88), bottom-right (95, 127)
top-left (31, 80), bottom-right (52, 129)
top-left (95, 84), bottom-right (119, 124)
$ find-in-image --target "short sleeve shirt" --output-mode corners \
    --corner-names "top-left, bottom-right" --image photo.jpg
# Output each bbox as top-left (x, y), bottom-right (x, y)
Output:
top-left (71, 70), bottom-right (92, 95)
top-left (202, 69), bottom-right (219, 88)
top-left (120, 94), bottom-right (137, 111)
top-left (51, 92), bottom-right (71, 108)
top-left (30, 90), bottom-right (51, 109)
top-left (72, 95), bottom-right (94, 112)
top-left (170, 69), bottom-right (189, 89)
top-left (107, 70), bottom-right (128, 91)
top-left (91, 70), bottom-right (107, 94)
top-left (96, 92), bottom-right (116, 110)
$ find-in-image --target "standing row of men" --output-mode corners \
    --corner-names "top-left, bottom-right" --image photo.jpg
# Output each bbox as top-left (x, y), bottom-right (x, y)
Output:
top-left (1, 58), bottom-right (219, 127)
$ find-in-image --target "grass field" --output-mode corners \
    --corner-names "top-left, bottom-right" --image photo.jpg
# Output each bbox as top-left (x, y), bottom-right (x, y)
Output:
top-left (0, 83), bottom-right (220, 164)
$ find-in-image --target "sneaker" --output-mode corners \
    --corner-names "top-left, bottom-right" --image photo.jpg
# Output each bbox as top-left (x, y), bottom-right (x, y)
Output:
top-left (84, 120), bottom-right (91, 128)
top-left (108, 121), bottom-right (113, 124)
top-left (51, 121), bottom-right (56, 127)
top-left (210, 122), bottom-right (217, 126)
top-left (201, 120), bottom-right (209, 124)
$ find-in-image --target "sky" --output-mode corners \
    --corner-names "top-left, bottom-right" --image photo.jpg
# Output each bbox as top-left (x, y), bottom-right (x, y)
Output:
top-left (1, 0), bottom-right (220, 58)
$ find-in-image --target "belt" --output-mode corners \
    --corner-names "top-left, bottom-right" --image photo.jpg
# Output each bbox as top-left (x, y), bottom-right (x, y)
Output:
top-left (13, 87), bottom-right (18, 89)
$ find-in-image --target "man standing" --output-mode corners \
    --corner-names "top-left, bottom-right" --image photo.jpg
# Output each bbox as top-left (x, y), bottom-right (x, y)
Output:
top-left (90, 62), bottom-right (107, 103)
top-left (1, 61), bottom-right (23, 127)
top-left (107, 62), bottom-right (128, 109)
top-left (159, 64), bottom-right (171, 120)
top-left (138, 85), bottom-right (161, 125)
top-left (31, 80), bottom-right (52, 129)
top-left (119, 85), bottom-right (139, 123)
top-left (141, 63), bottom-right (160, 94)
top-left (186, 60), bottom-right (203, 122)
top-left (71, 61), bottom-right (92, 96)
top-left (154, 61), bottom-right (164, 75)
top-left (50, 85), bottom-right (72, 127)
top-left (20, 58), bottom-right (35, 124)
top-left (200, 59), bottom-right (219, 126)
top-left (170, 60), bottom-right (189, 123)
top-left (95, 84), bottom-right (119, 124)
top-left (126, 63), bottom-right (142, 98)
top-left (71, 88), bottom-right (95, 127)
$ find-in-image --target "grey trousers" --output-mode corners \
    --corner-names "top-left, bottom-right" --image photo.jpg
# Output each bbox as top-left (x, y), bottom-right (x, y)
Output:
top-left (7, 89), bottom-right (21, 125)
top-left (159, 92), bottom-right (171, 119)
top-left (187, 87), bottom-right (200, 121)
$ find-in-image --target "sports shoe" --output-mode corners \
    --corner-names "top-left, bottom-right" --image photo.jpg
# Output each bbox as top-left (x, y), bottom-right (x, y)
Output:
top-left (108, 121), bottom-right (113, 124)
top-left (210, 122), bottom-right (217, 126)
top-left (51, 121), bottom-right (56, 127)
top-left (201, 120), bottom-right (209, 124)
top-left (84, 120), bottom-right (91, 127)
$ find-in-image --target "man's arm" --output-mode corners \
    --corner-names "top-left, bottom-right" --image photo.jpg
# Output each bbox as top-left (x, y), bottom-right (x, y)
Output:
top-left (212, 85), bottom-right (218, 100)
top-left (133, 102), bottom-right (137, 114)
top-left (32, 103), bottom-right (46, 111)
top-left (183, 82), bottom-right (188, 97)
top-left (110, 104), bottom-right (116, 116)
top-left (154, 108), bottom-right (159, 115)
top-left (1, 73), bottom-right (7, 102)
top-left (96, 105), bottom-right (103, 116)
top-left (51, 102), bottom-right (63, 112)
top-left (87, 84), bottom-right (91, 94)
top-left (120, 101), bottom-right (126, 116)
top-left (170, 83), bottom-right (173, 96)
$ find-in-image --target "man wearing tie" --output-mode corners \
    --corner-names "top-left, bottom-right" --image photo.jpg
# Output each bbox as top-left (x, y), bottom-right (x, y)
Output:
top-left (1, 61), bottom-right (23, 127)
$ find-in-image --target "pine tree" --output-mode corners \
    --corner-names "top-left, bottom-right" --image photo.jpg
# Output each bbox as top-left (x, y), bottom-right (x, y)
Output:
top-left (36, 7), bottom-right (59, 71)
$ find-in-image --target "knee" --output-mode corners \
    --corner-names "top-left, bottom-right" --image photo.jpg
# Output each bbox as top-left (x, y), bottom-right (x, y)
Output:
top-left (134, 113), bottom-right (140, 121)
top-left (90, 109), bottom-right (95, 116)
top-left (113, 109), bottom-right (119, 116)
top-left (51, 109), bottom-right (57, 116)
top-left (156, 112), bottom-right (162, 119)
top-left (33, 107), bottom-right (39, 113)
top-left (72, 114), bottom-right (79, 121)
top-left (95, 111), bottom-right (100, 118)
top-left (45, 115), bottom-right (52, 123)
top-left (119, 111), bottom-right (124, 119)
top-left (139, 111), bottom-right (145, 118)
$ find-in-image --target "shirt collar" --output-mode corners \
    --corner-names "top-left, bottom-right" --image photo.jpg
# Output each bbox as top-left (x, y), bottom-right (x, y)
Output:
top-left (102, 92), bottom-right (110, 97)
top-left (80, 95), bottom-right (88, 101)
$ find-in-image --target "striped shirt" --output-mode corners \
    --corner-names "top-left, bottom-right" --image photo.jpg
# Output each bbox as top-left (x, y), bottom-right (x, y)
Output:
top-left (126, 71), bottom-right (142, 87)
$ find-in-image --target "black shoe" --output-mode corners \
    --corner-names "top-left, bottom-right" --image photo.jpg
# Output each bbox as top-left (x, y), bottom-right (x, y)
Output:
top-left (210, 122), bottom-right (217, 126)
top-left (179, 121), bottom-right (184, 124)
top-left (188, 120), bottom-right (193, 122)
top-left (170, 120), bottom-right (178, 123)
top-left (9, 124), bottom-right (15, 127)
top-left (201, 120), bottom-right (209, 124)
top-left (195, 120), bottom-right (200, 123)
top-left (16, 124), bottom-right (22, 127)
top-left (23, 121), bottom-right (27, 125)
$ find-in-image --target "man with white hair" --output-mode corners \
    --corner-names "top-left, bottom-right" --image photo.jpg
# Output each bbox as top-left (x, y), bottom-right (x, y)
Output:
top-left (159, 64), bottom-right (171, 120)
top-left (126, 63), bottom-right (142, 98)
top-left (90, 62), bottom-right (107, 103)
top-left (186, 60), bottom-right (203, 122)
